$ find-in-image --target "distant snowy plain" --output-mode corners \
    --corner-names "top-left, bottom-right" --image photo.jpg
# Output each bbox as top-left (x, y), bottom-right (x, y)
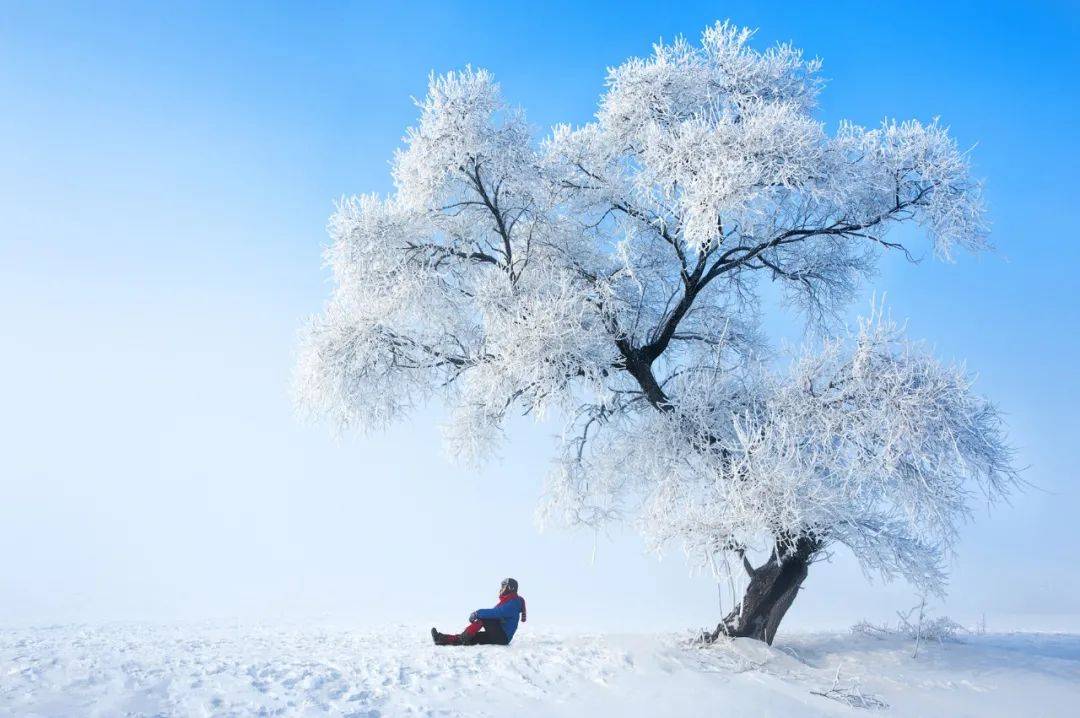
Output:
top-left (1, 623), bottom-right (1078, 716)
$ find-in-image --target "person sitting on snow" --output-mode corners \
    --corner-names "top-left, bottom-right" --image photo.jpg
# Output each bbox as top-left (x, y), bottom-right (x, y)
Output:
top-left (431, 577), bottom-right (527, 646)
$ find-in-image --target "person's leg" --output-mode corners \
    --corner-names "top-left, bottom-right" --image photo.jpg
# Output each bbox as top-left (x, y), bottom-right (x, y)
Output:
top-left (470, 619), bottom-right (509, 645)
top-left (433, 619), bottom-right (508, 646)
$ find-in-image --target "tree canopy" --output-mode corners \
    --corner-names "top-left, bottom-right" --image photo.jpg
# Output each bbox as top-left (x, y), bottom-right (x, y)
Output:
top-left (294, 22), bottom-right (1015, 620)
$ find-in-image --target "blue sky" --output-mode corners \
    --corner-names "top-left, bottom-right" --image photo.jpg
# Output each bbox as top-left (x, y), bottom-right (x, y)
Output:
top-left (2, 1), bottom-right (1078, 632)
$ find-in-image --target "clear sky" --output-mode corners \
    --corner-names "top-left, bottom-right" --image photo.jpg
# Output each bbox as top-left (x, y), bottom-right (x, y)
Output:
top-left (2, 1), bottom-right (1078, 633)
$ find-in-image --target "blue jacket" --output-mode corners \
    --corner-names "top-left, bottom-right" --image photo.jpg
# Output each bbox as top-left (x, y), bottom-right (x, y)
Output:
top-left (474, 595), bottom-right (526, 641)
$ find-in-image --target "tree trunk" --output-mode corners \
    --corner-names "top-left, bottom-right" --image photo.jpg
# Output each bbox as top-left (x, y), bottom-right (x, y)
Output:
top-left (708, 536), bottom-right (821, 645)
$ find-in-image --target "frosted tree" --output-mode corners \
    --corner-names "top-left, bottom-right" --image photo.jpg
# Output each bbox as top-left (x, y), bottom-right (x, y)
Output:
top-left (294, 22), bottom-right (1016, 643)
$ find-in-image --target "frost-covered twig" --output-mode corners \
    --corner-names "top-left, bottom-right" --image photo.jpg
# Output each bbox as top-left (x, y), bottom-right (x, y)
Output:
top-left (810, 665), bottom-right (889, 710)
top-left (852, 599), bottom-right (969, 652)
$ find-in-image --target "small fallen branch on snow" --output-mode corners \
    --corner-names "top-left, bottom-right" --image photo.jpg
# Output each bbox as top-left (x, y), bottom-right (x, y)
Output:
top-left (810, 665), bottom-right (889, 710)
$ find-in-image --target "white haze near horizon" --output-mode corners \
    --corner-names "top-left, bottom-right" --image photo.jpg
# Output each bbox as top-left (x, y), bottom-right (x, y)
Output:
top-left (4, 246), bottom-right (1074, 635)
top-left (2, 2), bottom-right (1078, 635)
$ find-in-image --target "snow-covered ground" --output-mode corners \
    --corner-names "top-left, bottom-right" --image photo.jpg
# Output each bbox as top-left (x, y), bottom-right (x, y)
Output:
top-left (1, 623), bottom-right (1078, 717)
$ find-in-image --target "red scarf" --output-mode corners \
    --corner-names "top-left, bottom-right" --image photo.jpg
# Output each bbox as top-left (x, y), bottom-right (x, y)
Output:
top-left (499, 591), bottom-right (527, 622)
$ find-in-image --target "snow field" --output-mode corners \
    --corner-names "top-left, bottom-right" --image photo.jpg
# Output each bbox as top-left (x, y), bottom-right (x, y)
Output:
top-left (1, 624), bottom-right (1078, 716)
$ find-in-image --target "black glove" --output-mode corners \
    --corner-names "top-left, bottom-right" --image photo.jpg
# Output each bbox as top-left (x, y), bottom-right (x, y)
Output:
top-left (469, 612), bottom-right (479, 623)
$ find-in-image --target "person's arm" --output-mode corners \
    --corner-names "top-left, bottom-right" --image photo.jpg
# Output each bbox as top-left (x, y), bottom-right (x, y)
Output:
top-left (473, 599), bottom-right (520, 621)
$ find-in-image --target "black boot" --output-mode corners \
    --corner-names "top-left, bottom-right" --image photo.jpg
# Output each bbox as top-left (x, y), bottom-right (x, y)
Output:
top-left (432, 628), bottom-right (460, 646)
